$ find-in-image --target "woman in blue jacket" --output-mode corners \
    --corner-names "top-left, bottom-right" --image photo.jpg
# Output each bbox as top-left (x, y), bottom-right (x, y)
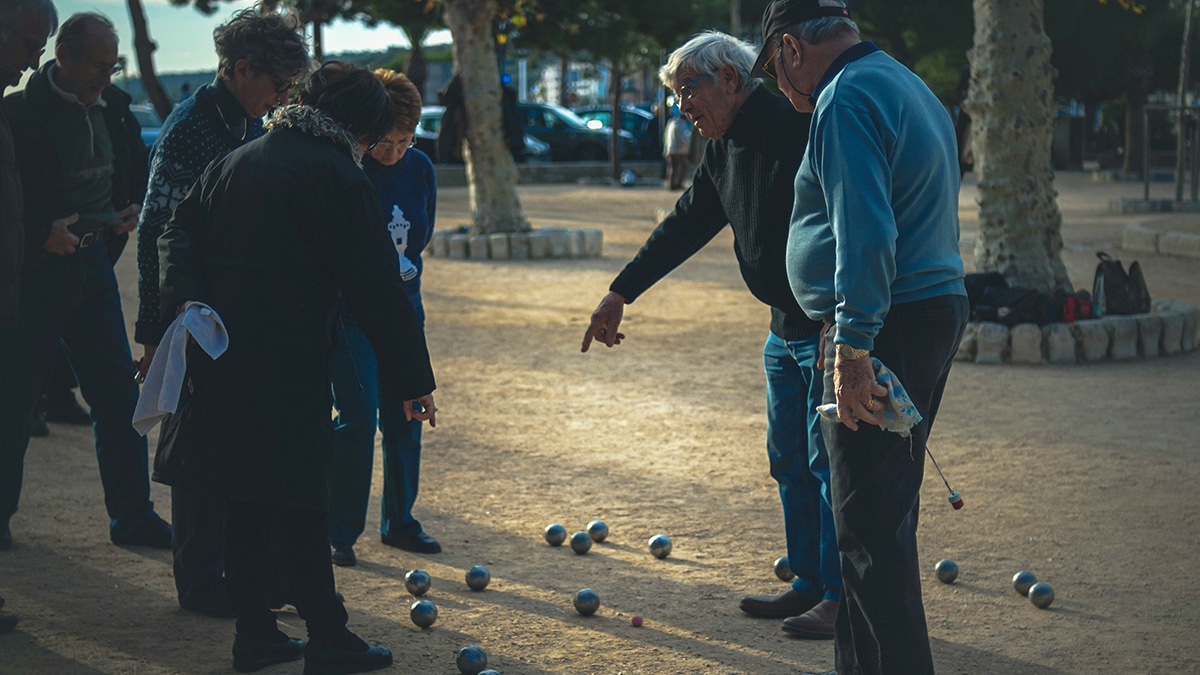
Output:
top-left (328, 68), bottom-right (439, 566)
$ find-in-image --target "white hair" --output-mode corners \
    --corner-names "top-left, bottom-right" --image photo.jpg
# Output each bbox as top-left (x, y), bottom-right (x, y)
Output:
top-left (658, 30), bottom-right (758, 92)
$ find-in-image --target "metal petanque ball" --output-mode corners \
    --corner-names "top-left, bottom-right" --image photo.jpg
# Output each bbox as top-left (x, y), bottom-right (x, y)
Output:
top-left (586, 520), bottom-right (609, 543)
top-left (934, 559), bottom-right (959, 584)
top-left (570, 531), bottom-right (593, 554)
top-left (409, 599), bottom-right (437, 628)
top-left (573, 588), bottom-right (601, 616)
top-left (544, 523), bottom-right (567, 546)
top-left (465, 565), bottom-right (491, 591)
top-left (1027, 582), bottom-right (1055, 609)
top-left (1012, 570), bottom-right (1038, 596)
top-left (648, 534), bottom-right (672, 559)
top-left (455, 645), bottom-right (488, 675)
top-left (479, 671), bottom-right (501, 675)
top-left (773, 555), bottom-right (795, 582)
top-left (404, 569), bottom-right (431, 596)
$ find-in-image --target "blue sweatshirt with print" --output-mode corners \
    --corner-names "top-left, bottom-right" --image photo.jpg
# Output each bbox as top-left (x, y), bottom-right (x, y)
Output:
top-left (362, 148), bottom-right (437, 310)
top-left (787, 44), bottom-right (966, 351)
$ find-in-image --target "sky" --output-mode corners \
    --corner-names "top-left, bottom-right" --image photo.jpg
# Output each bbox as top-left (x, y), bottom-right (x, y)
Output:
top-left (47, 0), bottom-right (449, 74)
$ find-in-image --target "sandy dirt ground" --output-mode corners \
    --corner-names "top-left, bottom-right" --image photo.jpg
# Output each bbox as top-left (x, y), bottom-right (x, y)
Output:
top-left (1, 172), bottom-right (1198, 674)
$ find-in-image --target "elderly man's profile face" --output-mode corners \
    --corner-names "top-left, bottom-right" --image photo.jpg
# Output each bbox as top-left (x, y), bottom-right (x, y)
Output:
top-left (674, 65), bottom-right (742, 141)
top-left (54, 24), bottom-right (119, 106)
top-left (0, 8), bottom-right (53, 86)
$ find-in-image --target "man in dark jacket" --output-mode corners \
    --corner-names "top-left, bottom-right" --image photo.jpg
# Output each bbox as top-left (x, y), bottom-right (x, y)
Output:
top-left (1, 0), bottom-right (58, 332)
top-left (582, 31), bottom-right (841, 639)
top-left (0, 12), bottom-right (169, 552)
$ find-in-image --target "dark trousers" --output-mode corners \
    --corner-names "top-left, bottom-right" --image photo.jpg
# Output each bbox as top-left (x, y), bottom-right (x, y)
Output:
top-left (225, 500), bottom-right (346, 641)
top-left (822, 295), bottom-right (968, 675)
top-left (0, 246), bottom-right (151, 526)
top-left (172, 483), bottom-right (226, 606)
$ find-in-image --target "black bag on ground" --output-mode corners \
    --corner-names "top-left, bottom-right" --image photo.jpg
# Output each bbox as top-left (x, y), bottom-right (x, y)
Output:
top-left (1093, 252), bottom-right (1151, 316)
top-left (978, 287), bottom-right (1055, 326)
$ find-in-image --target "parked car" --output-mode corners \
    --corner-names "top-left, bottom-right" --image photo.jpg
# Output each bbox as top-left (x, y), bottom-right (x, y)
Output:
top-left (130, 104), bottom-right (163, 148)
top-left (417, 105), bottom-right (551, 163)
top-left (517, 102), bottom-right (635, 162)
top-left (573, 105), bottom-right (659, 159)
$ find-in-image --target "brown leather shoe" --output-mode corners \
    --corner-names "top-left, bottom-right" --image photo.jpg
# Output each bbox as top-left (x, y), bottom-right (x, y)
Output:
top-left (781, 598), bottom-right (838, 639)
top-left (739, 588), bottom-right (820, 619)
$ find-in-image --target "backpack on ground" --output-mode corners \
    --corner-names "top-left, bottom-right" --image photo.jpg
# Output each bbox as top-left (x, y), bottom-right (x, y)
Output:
top-left (1093, 252), bottom-right (1151, 316)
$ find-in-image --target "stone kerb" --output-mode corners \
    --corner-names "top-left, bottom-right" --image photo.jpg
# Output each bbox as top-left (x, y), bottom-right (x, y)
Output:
top-left (1122, 221), bottom-right (1200, 259)
top-left (429, 227), bottom-right (603, 261)
top-left (955, 299), bottom-right (1198, 365)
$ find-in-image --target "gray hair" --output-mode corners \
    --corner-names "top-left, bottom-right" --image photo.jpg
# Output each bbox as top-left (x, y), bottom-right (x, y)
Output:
top-left (659, 30), bottom-right (758, 93)
top-left (781, 16), bottom-right (859, 45)
top-left (0, 0), bottom-right (59, 40)
top-left (56, 12), bottom-right (115, 55)
top-left (213, 7), bottom-right (310, 82)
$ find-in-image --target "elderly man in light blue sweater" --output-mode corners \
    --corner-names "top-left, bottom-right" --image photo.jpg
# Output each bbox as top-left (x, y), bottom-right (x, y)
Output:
top-left (754, 1), bottom-right (968, 673)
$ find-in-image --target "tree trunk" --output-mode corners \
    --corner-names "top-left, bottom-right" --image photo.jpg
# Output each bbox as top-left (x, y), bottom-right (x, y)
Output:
top-left (558, 55), bottom-right (569, 107)
top-left (403, 27), bottom-right (429, 100)
top-left (443, 0), bottom-right (529, 234)
top-left (126, 0), bottom-right (172, 120)
top-left (312, 19), bottom-right (324, 63)
top-left (965, 0), bottom-right (1070, 294)
top-left (1122, 97), bottom-right (1147, 175)
top-left (609, 60), bottom-right (623, 180)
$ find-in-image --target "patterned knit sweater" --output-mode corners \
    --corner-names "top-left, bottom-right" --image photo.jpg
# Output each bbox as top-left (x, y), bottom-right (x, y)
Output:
top-left (135, 78), bottom-right (262, 345)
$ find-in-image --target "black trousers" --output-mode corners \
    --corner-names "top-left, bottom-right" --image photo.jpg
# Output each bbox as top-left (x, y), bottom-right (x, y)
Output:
top-left (822, 295), bottom-right (968, 675)
top-left (225, 500), bottom-right (346, 641)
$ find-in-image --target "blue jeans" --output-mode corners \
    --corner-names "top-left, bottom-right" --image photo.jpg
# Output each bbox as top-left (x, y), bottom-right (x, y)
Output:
top-left (327, 296), bottom-right (426, 547)
top-left (763, 330), bottom-right (841, 602)
top-left (0, 245), bottom-right (153, 529)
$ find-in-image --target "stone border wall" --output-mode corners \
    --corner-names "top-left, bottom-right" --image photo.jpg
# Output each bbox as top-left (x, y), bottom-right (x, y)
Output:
top-left (427, 227), bottom-right (603, 261)
top-left (956, 299), bottom-right (1198, 365)
top-left (1122, 222), bottom-right (1200, 260)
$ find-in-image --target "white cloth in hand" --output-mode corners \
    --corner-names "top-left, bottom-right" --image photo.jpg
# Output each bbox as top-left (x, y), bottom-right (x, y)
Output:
top-left (817, 357), bottom-right (924, 437)
top-left (132, 301), bottom-right (228, 435)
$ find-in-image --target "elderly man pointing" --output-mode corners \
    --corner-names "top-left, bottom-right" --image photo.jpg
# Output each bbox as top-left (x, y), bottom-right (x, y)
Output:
top-left (583, 30), bottom-right (842, 639)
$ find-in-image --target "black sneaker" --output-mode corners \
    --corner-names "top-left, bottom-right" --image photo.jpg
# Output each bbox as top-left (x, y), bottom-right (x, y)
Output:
top-left (110, 510), bottom-right (172, 549)
top-left (303, 635), bottom-right (391, 675)
top-left (331, 543), bottom-right (357, 567)
top-left (380, 530), bottom-right (441, 554)
top-left (232, 632), bottom-right (304, 672)
top-left (0, 611), bottom-right (18, 635)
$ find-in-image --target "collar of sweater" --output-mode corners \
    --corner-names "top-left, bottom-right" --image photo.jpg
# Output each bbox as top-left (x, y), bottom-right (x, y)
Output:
top-left (264, 104), bottom-right (362, 165)
top-left (722, 84), bottom-right (775, 147)
top-left (207, 77), bottom-right (253, 139)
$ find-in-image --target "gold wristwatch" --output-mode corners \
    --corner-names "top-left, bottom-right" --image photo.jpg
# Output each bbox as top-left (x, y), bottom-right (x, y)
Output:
top-left (836, 344), bottom-right (870, 360)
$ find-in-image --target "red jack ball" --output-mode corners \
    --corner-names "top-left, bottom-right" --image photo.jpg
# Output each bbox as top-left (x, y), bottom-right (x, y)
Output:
top-left (631, 616), bottom-right (643, 627)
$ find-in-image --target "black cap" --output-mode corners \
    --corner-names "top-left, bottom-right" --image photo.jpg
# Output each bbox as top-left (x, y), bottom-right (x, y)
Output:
top-left (751, 0), bottom-right (852, 78)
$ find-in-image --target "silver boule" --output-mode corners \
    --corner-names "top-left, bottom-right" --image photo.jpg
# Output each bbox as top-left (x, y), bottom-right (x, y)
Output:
top-left (478, 671), bottom-right (501, 675)
top-left (934, 559), bottom-right (959, 584)
top-left (1027, 582), bottom-right (1055, 609)
top-left (773, 555), bottom-right (795, 582)
top-left (648, 534), bottom-right (672, 559)
top-left (465, 565), bottom-right (491, 591)
top-left (586, 520), bottom-right (609, 543)
top-left (544, 523), bottom-right (567, 546)
top-left (455, 645), bottom-right (488, 675)
top-left (404, 569), bottom-right (432, 596)
top-left (570, 531), bottom-right (592, 554)
top-left (573, 588), bottom-right (600, 616)
top-left (1012, 570), bottom-right (1038, 596)
top-left (409, 599), bottom-right (437, 628)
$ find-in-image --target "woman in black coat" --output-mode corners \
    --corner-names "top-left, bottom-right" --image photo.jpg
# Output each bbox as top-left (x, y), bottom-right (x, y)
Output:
top-left (159, 61), bottom-right (435, 675)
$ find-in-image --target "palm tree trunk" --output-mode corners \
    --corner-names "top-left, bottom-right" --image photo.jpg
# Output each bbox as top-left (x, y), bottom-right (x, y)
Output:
top-left (966, 0), bottom-right (1070, 293)
top-left (442, 0), bottom-right (529, 234)
top-left (609, 60), bottom-right (623, 180)
top-left (126, 0), bottom-right (172, 120)
top-left (312, 19), bottom-right (324, 63)
top-left (403, 27), bottom-right (429, 100)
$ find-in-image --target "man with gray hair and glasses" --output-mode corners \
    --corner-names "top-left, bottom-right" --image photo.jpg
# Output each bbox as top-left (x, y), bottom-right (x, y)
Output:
top-left (754, 0), bottom-right (968, 672)
top-left (582, 30), bottom-right (842, 639)
top-left (133, 6), bottom-right (311, 619)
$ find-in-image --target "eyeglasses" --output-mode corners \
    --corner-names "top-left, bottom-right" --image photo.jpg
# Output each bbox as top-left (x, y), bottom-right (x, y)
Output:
top-left (369, 137), bottom-right (415, 152)
top-left (270, 75), bottom-right (296, 95)
top-left (762, 42), bottom-right (782, 79)
top-left (93, 61), bottom-right (123, 77)
top-left (676, 74), bottom-right (710, 102)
